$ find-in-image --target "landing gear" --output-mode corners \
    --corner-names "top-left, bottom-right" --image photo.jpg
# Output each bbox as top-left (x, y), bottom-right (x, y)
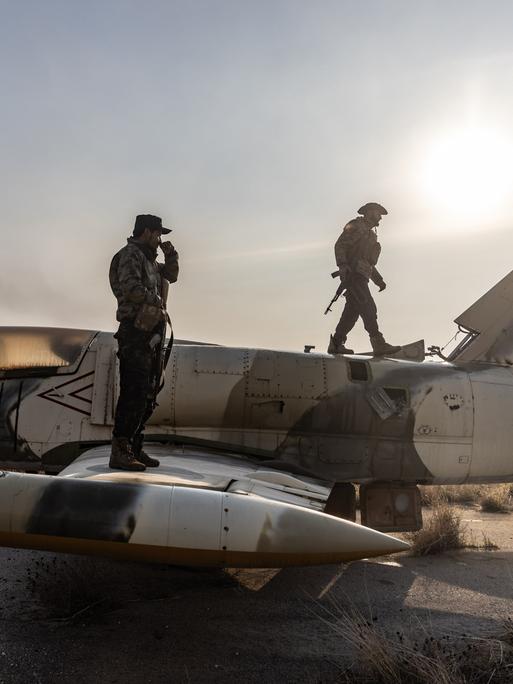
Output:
top-left (324, 483), bottom-right (356, 521)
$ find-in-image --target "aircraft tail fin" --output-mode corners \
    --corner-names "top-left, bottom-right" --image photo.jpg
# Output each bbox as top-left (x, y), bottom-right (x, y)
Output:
top-left (449, 269), bottom-right (513, 365)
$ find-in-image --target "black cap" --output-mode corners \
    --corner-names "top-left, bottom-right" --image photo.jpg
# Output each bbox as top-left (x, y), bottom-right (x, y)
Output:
top-left (133, 214), bottom-right (172, 237)
top-left (357, 202), bottom-right (388, 216)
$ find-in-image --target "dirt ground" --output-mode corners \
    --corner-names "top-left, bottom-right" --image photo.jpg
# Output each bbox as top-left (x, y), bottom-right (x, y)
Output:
top-left (0, 507), bottom-right (512, 683)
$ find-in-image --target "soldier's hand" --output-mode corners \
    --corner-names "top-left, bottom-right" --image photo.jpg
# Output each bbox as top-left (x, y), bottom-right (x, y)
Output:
top-left (160, 241), bottom-right (176, 256)
top-left (150, 294), bottom-right (164, 307)
top-left (378, 282), bottom-right (387, 292)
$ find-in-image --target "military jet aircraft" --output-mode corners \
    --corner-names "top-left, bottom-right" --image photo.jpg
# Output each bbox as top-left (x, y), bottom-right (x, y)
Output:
top-left (0, 269), bottom-right (512, 566)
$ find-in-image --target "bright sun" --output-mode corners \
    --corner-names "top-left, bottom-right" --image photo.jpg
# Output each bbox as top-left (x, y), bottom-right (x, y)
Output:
top-left (421, 126), bottom-right (513, 220)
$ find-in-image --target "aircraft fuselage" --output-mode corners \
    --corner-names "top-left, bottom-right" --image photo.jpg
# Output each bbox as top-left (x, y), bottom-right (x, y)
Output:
top-left (2, 329), bottom-right (512, 486)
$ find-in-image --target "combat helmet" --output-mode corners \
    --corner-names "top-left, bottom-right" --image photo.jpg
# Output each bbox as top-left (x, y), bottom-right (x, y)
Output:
top-left (357, 202), bottom-right (388, 216)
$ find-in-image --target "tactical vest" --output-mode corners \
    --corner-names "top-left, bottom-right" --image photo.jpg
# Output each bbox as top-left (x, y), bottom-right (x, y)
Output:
top-left (337, 218), bottom-right (381, 279)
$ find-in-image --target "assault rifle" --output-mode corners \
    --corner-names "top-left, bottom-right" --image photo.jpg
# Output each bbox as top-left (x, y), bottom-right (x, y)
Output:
top-left (324, 270), bottom-right (347, 315)
top-left (149, 279), bottom-right (173, 411)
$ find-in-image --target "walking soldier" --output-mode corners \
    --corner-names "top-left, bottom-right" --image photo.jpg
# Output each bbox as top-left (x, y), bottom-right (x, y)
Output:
top-left (328, 202), bottom-right (400, 356)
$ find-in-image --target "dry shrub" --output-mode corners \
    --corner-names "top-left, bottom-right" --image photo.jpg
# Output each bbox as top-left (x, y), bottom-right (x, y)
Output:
top-left (480, 484), bottom-right (511, 513)
top-left (328, 609), bottom-right (513, 683)
top-left (406, 504), bottom-right (465, 556)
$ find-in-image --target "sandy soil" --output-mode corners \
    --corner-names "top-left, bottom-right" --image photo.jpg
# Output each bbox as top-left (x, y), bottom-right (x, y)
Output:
top-left (0, 506), bottom-right (512, 683)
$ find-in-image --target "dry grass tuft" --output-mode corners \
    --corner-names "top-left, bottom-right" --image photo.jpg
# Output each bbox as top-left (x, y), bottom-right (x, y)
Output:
top-left (481, 533), bottom-right (499, 550)
top-left (420, 484), bottom-right (484, 507)
top-left (498, 617), bottom-right (513, 646)
top-left (420, 484), bottom-right (513, 512)
top-left (465, 530), bottom-right (500, 551)
top-left (406, 504), bottom-right (466, 556)
top-left (328, 610), bottom-right (513, 683)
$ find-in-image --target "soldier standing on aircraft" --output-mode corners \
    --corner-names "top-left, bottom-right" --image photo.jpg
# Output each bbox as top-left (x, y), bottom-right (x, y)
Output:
top-left (109, 214), bottom-right (179, 471)
top-left (328, 202), bottom-right (401, 356)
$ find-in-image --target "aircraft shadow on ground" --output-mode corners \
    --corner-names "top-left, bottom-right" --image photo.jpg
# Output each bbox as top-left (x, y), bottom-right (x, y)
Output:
top-left (2, 548), bottom-right (513, 683)
top-left (4, 548), bottom-right (513, 616)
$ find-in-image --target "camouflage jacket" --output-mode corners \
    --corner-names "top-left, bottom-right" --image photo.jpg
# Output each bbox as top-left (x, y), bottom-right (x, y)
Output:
top-left (334, 217), bottom-right (384, 287)
top-left (109, 238), bottom-right (179, 322)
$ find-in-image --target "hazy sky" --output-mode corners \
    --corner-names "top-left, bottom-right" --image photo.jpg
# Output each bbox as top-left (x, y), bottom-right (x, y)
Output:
top-left (2, 1), bottom-right (513, 354)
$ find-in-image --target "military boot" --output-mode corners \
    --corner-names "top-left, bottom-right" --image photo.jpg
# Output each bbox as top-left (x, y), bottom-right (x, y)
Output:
top-left (109, 437), bottom-right (146, 471)
top-left (327, 335), bottom-right (354, 355)
top-left (132, 435), bottom-right (160, 468)
top-left (370, 334), bottom-right (401, 357)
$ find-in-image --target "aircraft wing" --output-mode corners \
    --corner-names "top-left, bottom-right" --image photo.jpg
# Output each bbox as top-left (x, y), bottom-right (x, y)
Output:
top-left (0, 442), bottom-right (409, 567)
top-left (60, 443), bottom-right (332, 512)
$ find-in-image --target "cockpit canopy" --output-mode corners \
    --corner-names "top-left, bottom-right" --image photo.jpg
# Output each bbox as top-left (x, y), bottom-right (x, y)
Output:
top-left (0, 327), bottom-right (96, 376)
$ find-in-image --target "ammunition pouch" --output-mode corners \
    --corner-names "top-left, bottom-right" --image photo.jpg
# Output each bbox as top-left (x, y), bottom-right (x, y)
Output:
top-left (134, 302), bottom-right (163, 331)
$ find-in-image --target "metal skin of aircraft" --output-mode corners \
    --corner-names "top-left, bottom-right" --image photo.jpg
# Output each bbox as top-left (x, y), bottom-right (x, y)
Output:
top-left (0, 330), bottom-right (411, 568)
top-left (1, 269), bottom-right (513, 567)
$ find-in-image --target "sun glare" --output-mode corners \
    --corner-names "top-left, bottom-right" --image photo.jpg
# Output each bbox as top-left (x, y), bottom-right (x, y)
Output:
top-left (421, 126), bottom-right (513, 221)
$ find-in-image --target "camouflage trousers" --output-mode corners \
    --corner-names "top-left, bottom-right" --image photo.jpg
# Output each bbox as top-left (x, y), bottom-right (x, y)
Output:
top-left (113, 320), bottom-right (158, 442)
top-left (334, 274), bottom-right (380, 343)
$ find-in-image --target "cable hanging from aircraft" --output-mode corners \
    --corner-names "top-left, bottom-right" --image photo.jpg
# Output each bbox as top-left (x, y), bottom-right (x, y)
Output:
top-left (427, 324), bottom-right (478, 361)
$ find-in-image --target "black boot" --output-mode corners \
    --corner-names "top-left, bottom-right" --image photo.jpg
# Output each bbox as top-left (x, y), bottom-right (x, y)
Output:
top-left (370, 333), bottom-right (401, 356)
top-left (109, 437), bottom-right (146, 471)
top-left (327, 335), bottom-right (354, 355)
top-left (132, 434), bottom-right (160, 468)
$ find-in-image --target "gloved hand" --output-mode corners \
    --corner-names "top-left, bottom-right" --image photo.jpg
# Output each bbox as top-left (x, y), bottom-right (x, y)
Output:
top-left (378, 282), bottom-right (386, 292)
top-left (147, 293), bottom-right (163, 307)
top-left (160, 241), bottom-right (177, 257)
